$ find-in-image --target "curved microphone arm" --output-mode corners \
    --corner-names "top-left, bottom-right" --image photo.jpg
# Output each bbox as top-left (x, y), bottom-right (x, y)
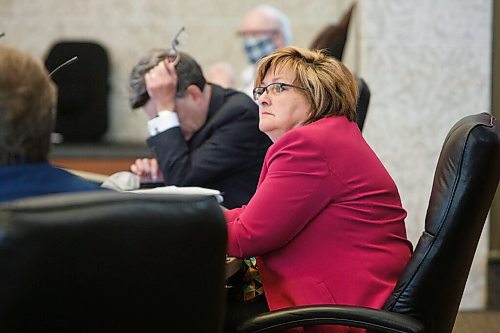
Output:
top-left (48, 56), bottom-right (78, 77)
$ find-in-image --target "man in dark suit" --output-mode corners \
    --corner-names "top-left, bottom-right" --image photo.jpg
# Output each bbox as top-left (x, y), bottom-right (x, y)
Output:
top-left (128, 49), bottom-right (271, 208)
top-left (0, 45), bottom-right (102, 203)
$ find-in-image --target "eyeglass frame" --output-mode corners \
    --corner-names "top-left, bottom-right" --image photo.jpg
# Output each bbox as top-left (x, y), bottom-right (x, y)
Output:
top-left (165, 26), bottom-right (187, 65)
top-left (237, 29), bottom-right (279, 37)
top-left (253, 82), bottom-right (305, 101)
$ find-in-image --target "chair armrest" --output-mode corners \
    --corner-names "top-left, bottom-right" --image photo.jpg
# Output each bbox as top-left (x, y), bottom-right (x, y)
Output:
top-left (237, 305), bottom-right (424, 333)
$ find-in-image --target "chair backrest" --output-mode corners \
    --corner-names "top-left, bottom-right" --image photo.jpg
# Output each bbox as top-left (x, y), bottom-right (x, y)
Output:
top-left (356, 77), bottom-right (370, 132)
top-left (0, 191), bottom-right (227, 332)
top-left (45, 41), bottom-right (109, 142)
top-left (384, 113), bottom-right (500, 333)
top-left (309, 3), bottom-right (355, 61)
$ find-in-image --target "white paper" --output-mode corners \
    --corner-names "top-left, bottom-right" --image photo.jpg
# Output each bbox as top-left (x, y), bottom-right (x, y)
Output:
top-left (129, 186), bottom-right (224, 203)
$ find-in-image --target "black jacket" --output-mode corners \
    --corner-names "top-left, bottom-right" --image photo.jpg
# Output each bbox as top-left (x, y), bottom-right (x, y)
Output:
top-left (147, 84), bottom-right (271, 209)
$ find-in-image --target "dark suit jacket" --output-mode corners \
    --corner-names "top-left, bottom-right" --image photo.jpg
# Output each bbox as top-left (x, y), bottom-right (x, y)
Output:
top-left (0, 162), bottom-right (103, 203)
top-left (147, 84), bottom-right (271, 209)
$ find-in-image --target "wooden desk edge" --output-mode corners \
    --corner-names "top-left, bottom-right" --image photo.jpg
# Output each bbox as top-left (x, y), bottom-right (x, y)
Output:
top-left (64, 169), bottom-right (109, 183)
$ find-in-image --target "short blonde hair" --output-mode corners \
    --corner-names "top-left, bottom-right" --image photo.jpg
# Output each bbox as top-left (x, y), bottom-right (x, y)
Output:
top-left (255, 46), bottom-right (358, 124)
top-left (0, 45), bottom-right (56, 164)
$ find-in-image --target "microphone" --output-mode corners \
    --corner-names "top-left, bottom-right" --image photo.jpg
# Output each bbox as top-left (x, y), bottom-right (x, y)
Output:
top-left (48, 56), bottom-right (78, 77)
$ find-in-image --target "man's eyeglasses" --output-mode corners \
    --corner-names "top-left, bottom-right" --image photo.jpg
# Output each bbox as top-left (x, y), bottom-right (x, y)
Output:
top-left (166, 27), bottom-right (188, 65)
top-left (237, 29), bottom-right (279, 37)
top-left (253, 82), bottom-right (305, 101)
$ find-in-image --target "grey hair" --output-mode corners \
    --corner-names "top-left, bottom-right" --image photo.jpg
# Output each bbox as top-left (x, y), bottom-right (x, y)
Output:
top-left (256, 4), bottom-right (292, 45)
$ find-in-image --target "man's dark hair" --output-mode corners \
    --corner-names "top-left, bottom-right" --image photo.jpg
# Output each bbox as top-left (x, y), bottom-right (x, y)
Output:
top-left (128, 49), bottom-right (206, 109)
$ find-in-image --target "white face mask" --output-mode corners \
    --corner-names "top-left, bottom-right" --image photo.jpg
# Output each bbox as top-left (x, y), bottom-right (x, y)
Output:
top-left (243, 37), bottom-right (277, 64)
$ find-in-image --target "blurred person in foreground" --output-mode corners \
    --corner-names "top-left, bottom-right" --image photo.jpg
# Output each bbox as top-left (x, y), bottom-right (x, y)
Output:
top-left (0, 45), bottom-right (102, 202)
top-left (207, 4), bottom-right (291, 97)
top-left (128, 49), bottom-right (271, 209)
top-left (224, 46), bottom-right (413, 332)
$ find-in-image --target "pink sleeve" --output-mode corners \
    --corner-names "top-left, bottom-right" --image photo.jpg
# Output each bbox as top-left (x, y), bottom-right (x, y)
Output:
top-left (226, 132), bottom-right (338, 258)
top-left (224, 206), bottom-right (246, 222)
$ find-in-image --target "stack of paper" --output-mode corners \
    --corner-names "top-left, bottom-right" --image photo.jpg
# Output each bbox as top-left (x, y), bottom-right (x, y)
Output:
top-left (129, 186), bottom-right (224, 204)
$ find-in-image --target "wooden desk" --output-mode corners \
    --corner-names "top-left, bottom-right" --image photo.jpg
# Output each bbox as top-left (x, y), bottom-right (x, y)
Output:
top-left (52, 157), bottom-right (136, 176)
top-left (50, 142), bottom-right (151, 176)
top-left (65, 169), bottom-right (110, 183)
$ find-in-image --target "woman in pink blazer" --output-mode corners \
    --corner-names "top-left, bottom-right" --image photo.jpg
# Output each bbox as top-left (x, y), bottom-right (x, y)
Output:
top-left (224, 47), bottom-right (412, 332)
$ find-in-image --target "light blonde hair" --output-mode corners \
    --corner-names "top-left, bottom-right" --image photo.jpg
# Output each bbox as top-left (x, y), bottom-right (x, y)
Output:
top-left (255, 46), bottom-right (358, 124)
top-left (0, 45), bottom-right (57, 164)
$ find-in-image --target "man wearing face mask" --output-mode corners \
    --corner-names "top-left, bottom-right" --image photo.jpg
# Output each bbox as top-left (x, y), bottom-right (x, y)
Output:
top-left (238, 5), bottom-right (292, 97)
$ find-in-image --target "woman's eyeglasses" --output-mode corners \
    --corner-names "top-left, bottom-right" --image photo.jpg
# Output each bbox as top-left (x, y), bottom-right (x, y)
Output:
top-left (166, 27), bottom-right (188, 65)
top-left (253, 82), bottom-right (305, 101)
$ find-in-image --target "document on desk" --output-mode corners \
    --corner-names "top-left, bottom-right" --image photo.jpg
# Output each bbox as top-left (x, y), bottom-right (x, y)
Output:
top-left (129, 186), bottom-right (224, 204)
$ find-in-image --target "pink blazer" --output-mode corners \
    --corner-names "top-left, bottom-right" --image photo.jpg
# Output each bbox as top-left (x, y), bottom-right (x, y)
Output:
top-left (225, 116), bottom-right (412, 314)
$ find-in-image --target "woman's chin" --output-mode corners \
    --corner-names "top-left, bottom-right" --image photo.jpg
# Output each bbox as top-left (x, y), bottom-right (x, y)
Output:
top-left (258, 121), bottom-right (268, 132)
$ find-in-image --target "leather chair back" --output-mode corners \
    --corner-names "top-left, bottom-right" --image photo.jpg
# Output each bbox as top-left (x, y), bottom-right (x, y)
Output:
top-left (45, 41), bottom-right (109, 142)
top-left (309, 3), bottom-right (355, 61)
top-left (384, 113), bottom-right (500, 333)
top-left (356, 77), bottom-right (370, 132)
top-left (0, 191), bottom-right (227, 332)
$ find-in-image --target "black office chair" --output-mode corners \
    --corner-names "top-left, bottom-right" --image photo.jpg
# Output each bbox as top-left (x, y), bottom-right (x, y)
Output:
top-left (309, 3), bottom-right (369, 133)
top-left (356, 77), bottom-right (370, 132)
top-left (0, 191), bottom-right (227, 332)
top-left (238, 112), bottom-right (500, 333)
top-left (309, 3), bottom-right (355, 61)
top-left (45, 41), bottom-right (110, 142)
